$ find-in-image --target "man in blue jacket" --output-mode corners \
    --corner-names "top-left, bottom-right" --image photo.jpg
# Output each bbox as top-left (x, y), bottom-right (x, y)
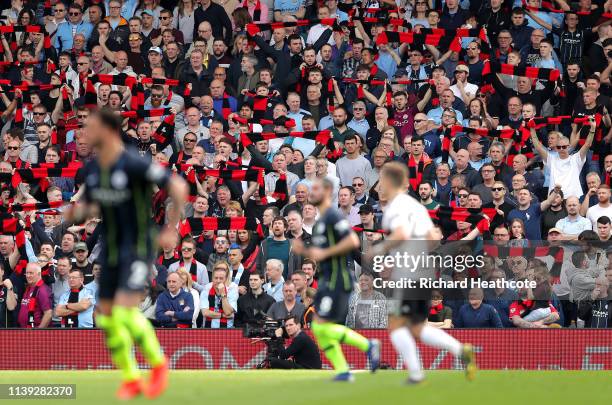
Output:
top-left (54, 3), bottom-right (93, 53)
top-left (155, 273), bottom-right (194, 328)
top-left (454, 288), bottom-right (503, 328)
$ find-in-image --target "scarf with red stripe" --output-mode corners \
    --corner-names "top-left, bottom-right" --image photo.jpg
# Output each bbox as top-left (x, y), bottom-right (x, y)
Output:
top-left (221, 92), bottom-right (232, 120)
top-left (61, 285), bottom-right (83, 328)
top-left (376, 31), bottom-right (463, 53)
top-left (25, 279), bottom-right (44, 328)
top-left (0, 214), bottom-right (30, 275)
top-left (0, 200), bottom-right (64, 213)
top-left (150, 114), bottom-right (176, 150)
top-left (179, 217), bottom-right (264, 239)
top-left (240, 130), bottom-right (342, 161)
top-left (180, 259), bottom-right (198, 282)
top-left (429, 303), bottom-right (443, 316)
top-left (120, 107), bottom-right (174, 119)
top-left (483, 244), bottom-right (564, 280)
top-left (245, 18), bottom-right (340, 36)
top-left (407, 154), bottom-right (430, 192)
top-left (205, 285), bottom-right (228, 328)
top-left (244, 0), bottom-right (262, 21)
top-left (481, 61), bottom-right (561, 94)
top-left (428, 206), bottom-right (496, 236)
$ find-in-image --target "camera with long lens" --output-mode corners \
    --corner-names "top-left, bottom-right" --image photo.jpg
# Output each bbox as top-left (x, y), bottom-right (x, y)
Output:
top-left (243, 318), bottom-right (283, 339)
top-left (243, 311), bottom-right (285, 369)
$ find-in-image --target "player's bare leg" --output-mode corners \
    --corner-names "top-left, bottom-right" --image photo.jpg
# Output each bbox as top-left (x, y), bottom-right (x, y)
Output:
top-left (407, 320), bottom-right (477, 382)
top-left (96, 298), bottom-right (143, 400)
top-left (389, 315), bottom-right (425, 384)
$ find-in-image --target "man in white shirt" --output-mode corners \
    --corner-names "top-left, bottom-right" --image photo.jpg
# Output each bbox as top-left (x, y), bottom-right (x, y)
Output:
top-left (530, 119), bottom-right (596, 199)
top-left (587, 185), bottom-right (612, 229)
top-left (200, 265), bottom-right (239, 328)
top-left (449, 64), bottom-right (478, 104)
top-left (305, 5), bottom-right (334, 46)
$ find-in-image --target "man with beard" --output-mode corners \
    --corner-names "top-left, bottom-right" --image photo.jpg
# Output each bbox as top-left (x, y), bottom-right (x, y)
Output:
top-left (419, 182), bottom-right (439, 210)
top-left (212, 38), bottom-right (233, 65)
top-left (258, 217), bottom-right (292, 278)
top-left (327, 106), bottom-right (357, 143)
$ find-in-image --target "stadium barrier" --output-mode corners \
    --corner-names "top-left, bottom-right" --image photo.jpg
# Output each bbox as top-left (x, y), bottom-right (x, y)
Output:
top-left (0, 329), bottom-right (611, 370)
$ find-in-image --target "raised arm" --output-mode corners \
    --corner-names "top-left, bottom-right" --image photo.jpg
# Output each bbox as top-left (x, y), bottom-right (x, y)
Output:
top-left (579, 117), bottom-right (597, 161)
top-left (529, 126), bottom-right (549, 162)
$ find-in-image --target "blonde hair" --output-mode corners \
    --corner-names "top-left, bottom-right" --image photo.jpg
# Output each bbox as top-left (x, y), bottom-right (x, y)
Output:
top-left (176, 267), bottom-right (194, 289)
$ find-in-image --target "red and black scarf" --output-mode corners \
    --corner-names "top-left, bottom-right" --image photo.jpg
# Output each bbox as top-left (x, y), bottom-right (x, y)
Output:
top-left (407, 154), bottom-right (429, 191)
top-left (429, 303), bottom-right (443, 316)
top-left (61, 286), bottom-right (83, 328)
top-left (221, 92), bottom-right (232, 120)
top-left (25, 279), bottom-right (44, 328)
top-left (180, 259), bottom-right (198, 282)
top-left (204, 285), bottom-right (228, 328)
top-left (179, 216), bottom-right (264, 239)
top-left (244, 0), bottom-right (262, 21)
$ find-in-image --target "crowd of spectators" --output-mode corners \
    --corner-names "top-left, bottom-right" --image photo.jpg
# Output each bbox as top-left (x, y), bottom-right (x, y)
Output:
top-left (1, 0), bottom-right (612, 331)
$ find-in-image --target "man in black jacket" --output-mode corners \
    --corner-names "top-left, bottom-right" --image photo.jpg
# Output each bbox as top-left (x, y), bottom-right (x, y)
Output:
top-left (193, 0), bottom-right (233, 47)
top-left (235, 272), bottom-right (275, 327)
top-left (270, 316), bottom-right (322, 369)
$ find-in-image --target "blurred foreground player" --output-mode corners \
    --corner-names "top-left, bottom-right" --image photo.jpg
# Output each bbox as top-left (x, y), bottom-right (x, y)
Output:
top-left (377, 162), bottom-right (476, 384)
top-left (66, 109), bottom-right (188, 399)
top-left (293, 178), bottom-right (380, 382)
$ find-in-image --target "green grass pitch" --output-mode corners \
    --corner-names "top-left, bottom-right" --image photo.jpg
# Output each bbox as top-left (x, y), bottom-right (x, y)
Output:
top-left (0, 370), bottom-right (610, 405)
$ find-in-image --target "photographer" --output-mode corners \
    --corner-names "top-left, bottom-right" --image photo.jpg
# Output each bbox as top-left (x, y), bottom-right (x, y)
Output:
top-left (269, 316), bottom-right (322, 369)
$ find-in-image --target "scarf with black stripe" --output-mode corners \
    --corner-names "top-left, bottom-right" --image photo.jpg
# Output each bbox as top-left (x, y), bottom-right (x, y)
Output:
top-left (61, 285), bottom-right (83, 328)
top-left (151, 114), bottom-right (176, 150)
top-left (25, 279), bottom-right (44, 328)
top-left (0, 214), bottom-right (29, 275)
top-left (179, 217), bottom-right (264, 239)
top-left (221, 92), bottom-right (232, 120)
top-left (244, 0), bottom-right (262, 21)
top-left (407, 154), bottom-right (430, 192)
top-left (428, 206), bottom-right (496, 236)
top-left (483, 244), bottom-right (564, 280)
top-left (205, 285), bottom-right (228, 328)
top-left (180, 259), bottom-right (198, 282)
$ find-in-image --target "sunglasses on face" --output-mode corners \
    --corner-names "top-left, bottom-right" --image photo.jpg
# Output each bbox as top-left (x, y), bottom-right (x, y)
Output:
top-left (69, 12), bottom-right (81, 16)
top-left (492, 187), bottom-right (505, 192)
top-left (353, 183), bottom-right (364, 187)
top-left (182, 247), bottom-right (193, 251)
top-left (151, 94), bottom-right (164, 98)
top-left (33, 112), bottom-right (46, 116)
top-left (7, 146), bottom-right (19, 151)
top-left (458, 194), bottom-right (469, 198)
top-left (184, 139), bottom-right (197, 143)
top-left (556, 145), bottom-right (569, 150)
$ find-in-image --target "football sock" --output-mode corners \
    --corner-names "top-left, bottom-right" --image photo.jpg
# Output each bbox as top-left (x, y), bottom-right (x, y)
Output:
top-left (419, 325), bottom-right (462, 357)
top-left (311, 321), bottom-right (349, 373)
top-left (97, 313), bottom-right (140, 381)
top-left (390, 327), bottom-right (424, 380)
top-left (318, 322), bottom-right (370, 352)
top-left (116, 306), bottom-right (165, 367)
